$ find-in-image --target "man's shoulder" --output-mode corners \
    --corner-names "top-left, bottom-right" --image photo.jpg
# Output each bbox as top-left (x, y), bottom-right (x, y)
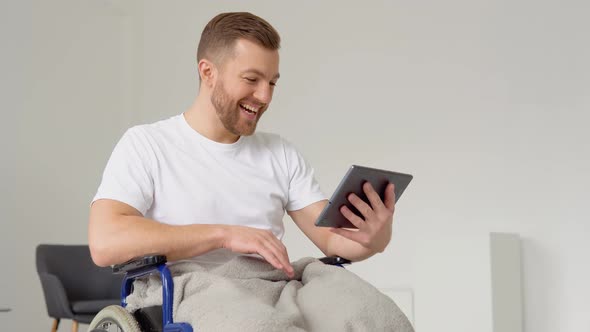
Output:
top-left (124, 114), bottom-right (181, 141)
top-left (135, 114), bottom-right (180, 133)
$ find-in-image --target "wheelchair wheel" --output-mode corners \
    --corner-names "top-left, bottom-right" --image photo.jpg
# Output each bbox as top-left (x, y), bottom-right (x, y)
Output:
top-left (88, 305), bottom-right (142, 332)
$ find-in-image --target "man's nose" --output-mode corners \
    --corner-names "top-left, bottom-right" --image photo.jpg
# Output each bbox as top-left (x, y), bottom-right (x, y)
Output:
top-left (253, 85), bottom-right (273, 104)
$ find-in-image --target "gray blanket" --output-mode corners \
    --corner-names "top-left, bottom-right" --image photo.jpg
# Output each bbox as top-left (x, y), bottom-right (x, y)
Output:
top-left (126, 256), bottom-right (414, 332)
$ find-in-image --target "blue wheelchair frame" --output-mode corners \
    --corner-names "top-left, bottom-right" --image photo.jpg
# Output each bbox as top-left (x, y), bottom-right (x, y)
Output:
top-left (119, 262), bottom-right (192, 332)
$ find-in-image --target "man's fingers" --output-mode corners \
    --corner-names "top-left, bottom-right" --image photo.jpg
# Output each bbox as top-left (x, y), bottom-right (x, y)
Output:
top-left (340, 205), bottom-right (366, 229)
top-left (383, 183), bottom-right (396, 211)
top-left (262, 232), bottom-right (293, 274)
top-left (273, 246), bottom-right (293, 277)
top-left (257, 246), bottom-right (283, 270)
top-left (226, 226), bottom-right (294, 278)
top-left (259, 248), bottom-right (293, 278)
top-left (258, 245), bottom-right (293, 277)
top-left (363, 182), bottom-right (385, 211)
top-left (348, 193), bottom-right (374, 219)
top-left (260, 232), bottom-right (294, 277)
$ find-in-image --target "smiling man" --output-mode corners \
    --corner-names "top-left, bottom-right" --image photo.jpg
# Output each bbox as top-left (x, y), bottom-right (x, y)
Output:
top-left (90, 8), bottom-right (400, 297)
top-left (87, 11), bottom-right (414, 331)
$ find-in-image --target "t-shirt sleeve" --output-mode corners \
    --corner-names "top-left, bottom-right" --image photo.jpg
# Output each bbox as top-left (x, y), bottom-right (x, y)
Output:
top-left (92, 127), bottom-right (155, 215)
top-left (282, 138), bottom-right (327, 211)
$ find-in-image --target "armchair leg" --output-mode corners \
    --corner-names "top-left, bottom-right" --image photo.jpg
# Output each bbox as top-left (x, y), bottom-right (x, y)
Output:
top-left (51, 319), bottom-right (60, 332)
top-left (72, 320), bottom-right (79, 332)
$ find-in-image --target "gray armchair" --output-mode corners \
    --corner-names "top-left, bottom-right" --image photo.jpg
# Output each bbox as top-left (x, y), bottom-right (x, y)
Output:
top-left (36, 244), bottom-right (122, 332)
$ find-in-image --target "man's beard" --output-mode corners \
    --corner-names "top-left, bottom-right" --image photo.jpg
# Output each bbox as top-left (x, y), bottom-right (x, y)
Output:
top-left (211, 80), bottom-right (260, 137)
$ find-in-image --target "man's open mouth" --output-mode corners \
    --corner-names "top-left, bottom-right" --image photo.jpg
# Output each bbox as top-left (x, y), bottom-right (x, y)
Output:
top-left (240, 103), bottom-right (259, 115)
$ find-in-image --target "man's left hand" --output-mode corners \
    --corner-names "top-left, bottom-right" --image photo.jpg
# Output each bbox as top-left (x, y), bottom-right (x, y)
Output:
top-left (330, 182), bottom-right (395, 253)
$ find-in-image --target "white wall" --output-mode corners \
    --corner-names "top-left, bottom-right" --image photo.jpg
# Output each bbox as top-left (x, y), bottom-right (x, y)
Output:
top-left (0, 0), bottom-right (29, 324)
top-left (2, 1), bottom-right (589, 331)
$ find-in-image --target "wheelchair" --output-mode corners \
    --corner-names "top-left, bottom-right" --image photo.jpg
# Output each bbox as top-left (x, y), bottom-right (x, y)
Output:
top-left (88, 255), bottom-right (351, 332)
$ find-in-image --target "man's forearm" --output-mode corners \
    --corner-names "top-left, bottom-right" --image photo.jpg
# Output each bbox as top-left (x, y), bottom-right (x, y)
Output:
top-left (89, 198), bottom-right (294, 276)
top-left (325, 232), bottom-right (381, 262)
top-left (89, 214), bottom-right (225, 266)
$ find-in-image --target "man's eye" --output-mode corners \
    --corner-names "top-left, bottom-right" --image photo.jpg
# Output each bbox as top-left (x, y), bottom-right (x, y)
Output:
top-left (245, 78), bottom-right (257, 83)
top-left (270, 82), bottom-right (278, 87)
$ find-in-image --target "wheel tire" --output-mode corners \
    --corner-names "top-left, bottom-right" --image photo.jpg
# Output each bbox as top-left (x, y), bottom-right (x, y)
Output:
top-left (88, 305), bottom-right (142, 332)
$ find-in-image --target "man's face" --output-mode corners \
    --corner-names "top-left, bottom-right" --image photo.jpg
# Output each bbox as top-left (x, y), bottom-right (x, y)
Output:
top-left (210, 39), bottom-right (280, 136)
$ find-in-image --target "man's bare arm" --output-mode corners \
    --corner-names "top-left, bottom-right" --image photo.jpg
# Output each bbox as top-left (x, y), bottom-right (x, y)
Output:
top-left (288, 183), bottom-right (396, 262)
top-left (89, 199), bottom-right (294, 277)
top-left (289, 200), bottom-right (375, 261)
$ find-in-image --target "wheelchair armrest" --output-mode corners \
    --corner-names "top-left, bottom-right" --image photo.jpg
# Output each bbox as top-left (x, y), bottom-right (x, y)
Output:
top-left (319, 256), bottom-right (351, 266)
top-left (112, 255), bottom-right (167, 274)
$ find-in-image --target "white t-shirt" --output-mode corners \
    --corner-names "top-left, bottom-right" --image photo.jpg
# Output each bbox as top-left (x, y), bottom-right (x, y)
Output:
top-left (93, 114), bottom-right (326, 263)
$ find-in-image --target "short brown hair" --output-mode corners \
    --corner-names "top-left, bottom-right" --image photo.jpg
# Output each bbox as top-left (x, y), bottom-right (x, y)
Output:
top-left (197, 12), bottom-right (280, 66)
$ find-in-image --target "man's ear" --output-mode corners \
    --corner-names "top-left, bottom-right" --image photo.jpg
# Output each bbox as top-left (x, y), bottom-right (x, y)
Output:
top-left (198, 59), bottom-right (216, 88)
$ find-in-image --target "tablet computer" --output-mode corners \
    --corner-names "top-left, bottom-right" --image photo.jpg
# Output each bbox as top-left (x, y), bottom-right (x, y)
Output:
top-left (314, 165), bottom-right (413, 228)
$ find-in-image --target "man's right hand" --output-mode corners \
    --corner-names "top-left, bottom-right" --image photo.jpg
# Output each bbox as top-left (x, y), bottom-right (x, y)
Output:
top-left (220, 225), bottom-right (294, 278)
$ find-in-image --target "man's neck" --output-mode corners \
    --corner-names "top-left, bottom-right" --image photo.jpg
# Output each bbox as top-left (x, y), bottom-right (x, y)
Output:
top-left (183, 96), bottom-right (240, 144)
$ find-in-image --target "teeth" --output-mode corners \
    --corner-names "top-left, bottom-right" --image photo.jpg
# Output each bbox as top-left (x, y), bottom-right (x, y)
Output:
top-left (240, 103), bottom-right (258, 113)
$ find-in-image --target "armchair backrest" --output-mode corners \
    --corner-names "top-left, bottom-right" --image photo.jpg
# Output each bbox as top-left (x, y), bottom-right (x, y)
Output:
top-left (35, 244), bottom-right (122, 302)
